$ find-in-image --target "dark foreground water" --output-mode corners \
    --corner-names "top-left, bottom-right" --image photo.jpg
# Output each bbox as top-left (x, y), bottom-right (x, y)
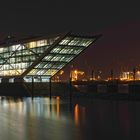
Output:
top-left (0, 96), bottom-right (140, 140)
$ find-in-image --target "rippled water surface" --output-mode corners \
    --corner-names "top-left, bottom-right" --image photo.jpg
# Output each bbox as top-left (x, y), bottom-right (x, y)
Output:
top-left (0, 96), bottom-right (140, 140)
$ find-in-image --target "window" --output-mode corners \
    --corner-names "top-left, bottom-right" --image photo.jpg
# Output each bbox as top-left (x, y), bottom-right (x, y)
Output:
top-left (59, 37), bottom-right (71, 45)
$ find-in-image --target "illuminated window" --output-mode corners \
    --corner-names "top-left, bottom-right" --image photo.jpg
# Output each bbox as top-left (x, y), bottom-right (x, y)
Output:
top-left (0, 48), bottom-right (4, 53)
top-left (51, 47), bottom-right (62, 53)
top-left (59, 37), bottom-right (71, 45)
top-left (68, 38), bottom-right (93, 47)
top-left (44, 69), bottom-right (57, 76)
top-left (37, 40), bottom-right (48, 47)
top-left (28, 42), bottom-right (37, 48)
top-left (43, 55), bottom-right (53, 61)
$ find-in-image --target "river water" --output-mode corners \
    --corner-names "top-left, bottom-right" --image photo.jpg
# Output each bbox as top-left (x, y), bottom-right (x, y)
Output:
top-left (0, 96), bottom-right (140, 140)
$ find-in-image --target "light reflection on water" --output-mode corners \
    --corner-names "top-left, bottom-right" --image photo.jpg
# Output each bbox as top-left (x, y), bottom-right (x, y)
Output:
top-left (0, 97), bottom-right (67, 121)
top-left (0, 97), bottom-right (140, 139)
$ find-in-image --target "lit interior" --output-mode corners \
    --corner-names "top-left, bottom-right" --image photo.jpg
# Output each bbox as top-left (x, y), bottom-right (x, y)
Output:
top-left (0, 34), bottom-right (98, 82)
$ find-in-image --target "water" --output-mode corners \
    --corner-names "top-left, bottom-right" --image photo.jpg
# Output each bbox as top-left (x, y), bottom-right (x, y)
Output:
top-left (0, 96), bottom-right (140, 140)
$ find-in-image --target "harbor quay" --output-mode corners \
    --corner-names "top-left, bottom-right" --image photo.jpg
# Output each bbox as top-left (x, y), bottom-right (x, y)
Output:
top-left (73, 80), bottom-right (140, 100)
top-left (1, 79), bottom-right (140, 100)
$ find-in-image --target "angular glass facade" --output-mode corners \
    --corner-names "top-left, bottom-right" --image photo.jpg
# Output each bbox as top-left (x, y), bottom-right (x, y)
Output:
top-left (0, 33), bottom-right (101, 82)
top-left (0, 37), bottom-right (59, 76)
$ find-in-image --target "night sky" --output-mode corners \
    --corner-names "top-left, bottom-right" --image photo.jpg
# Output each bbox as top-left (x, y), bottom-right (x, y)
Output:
top-left (0, 0), bottom-right (140, 79)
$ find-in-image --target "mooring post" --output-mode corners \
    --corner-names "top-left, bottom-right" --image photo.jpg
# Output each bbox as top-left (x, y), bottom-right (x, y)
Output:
top-left (31, 76), bottom-right (34, 99)
top-left (49, 78), bottom-right (52, 99)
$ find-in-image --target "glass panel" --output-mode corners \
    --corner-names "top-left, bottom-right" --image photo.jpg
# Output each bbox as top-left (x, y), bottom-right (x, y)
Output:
top-left (43, 63), bottom-right (53, 68)
top-left (51, 62), bottom-right (65, 69)
top-left (44, 69), bottom-right (58, 76)
top-left (25, 37), bottom-right (59, 49)
top-left (28, 69), bottom-right (38, 75)
top-left (68, 37), bottom-right (94, 47)
top-left (51, 47), bottom-right (62, 53)
top-left (35, 62), bottom-right (47, 68)
top-left (43, 55), bottom-right (53, 61)
top-left (0, 48), bottom-right (4, 53)
top-left (59, 37), bottom-right (72, 45)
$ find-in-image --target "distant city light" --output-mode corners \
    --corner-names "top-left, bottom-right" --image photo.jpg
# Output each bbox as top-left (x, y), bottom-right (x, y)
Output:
top-left (71, 70), bottom-right (84, 81)
top-left (120, 70), bottom-right (140, 81)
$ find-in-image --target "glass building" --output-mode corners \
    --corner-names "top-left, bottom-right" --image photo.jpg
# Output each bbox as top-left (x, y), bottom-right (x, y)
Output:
top-left (0, 32), bottom-right (101, 82)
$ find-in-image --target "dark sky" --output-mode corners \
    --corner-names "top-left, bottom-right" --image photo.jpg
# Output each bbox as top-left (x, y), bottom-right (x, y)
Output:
top-left (0, 0), bottom-right (140, 79)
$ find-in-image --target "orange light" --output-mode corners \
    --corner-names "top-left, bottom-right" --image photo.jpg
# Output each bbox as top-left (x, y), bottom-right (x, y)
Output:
top-left (59, 70), bottom-right (64, 75)
top-left (74, 104), bottom-right (79, 126)
top-left (56, 96), bottom-right (60, 118)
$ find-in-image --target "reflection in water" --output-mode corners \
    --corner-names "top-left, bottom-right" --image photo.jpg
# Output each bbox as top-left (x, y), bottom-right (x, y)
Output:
top-left (118, 102), bottom-right (131, 136)
top-left (74, 104), bottom-right (79, 126)
top-left (74, 104), bottom-right (86, 127)
top-left (56, 97), bottom-right (60, 118)
top-left (0, 96), bottom-right (78, 140)
top-left (0, 97), bottom-right (140, 139)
